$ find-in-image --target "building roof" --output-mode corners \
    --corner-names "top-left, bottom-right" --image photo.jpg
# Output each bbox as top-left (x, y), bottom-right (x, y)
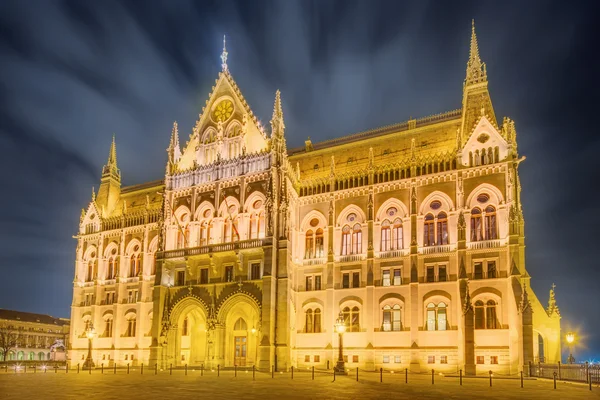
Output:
top-left (0, 309), bottom-right (70, 326)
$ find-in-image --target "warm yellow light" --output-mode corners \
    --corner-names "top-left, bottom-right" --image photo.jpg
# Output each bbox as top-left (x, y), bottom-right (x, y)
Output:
top-left (86, 326), bottom-right (96, 340)
top-left (335, 323), bottom-right (346, 334)
top-left (566, 332), bottom-right (575, 344)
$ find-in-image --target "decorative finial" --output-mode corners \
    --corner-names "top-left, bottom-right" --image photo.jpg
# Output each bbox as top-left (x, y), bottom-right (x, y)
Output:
top-left (221, 35), bottom-right (228, 71)
top-left (91, 186), bottom-right (96, 201)
top-left (270, 90), bottom-right (285, 138)
top-left (547, 283), bottom-right (560, 317)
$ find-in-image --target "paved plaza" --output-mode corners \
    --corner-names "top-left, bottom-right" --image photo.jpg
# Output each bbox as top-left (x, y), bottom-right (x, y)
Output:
top-left (0, 368), bottom-right (598, 399)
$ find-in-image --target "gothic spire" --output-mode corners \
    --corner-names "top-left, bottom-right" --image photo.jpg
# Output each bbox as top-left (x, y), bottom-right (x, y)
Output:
top-left (270, 89), bottom-right (285, 138)
top-left (465, 19), bottom-right (487, 86)
top-left (166, 121), bottom-right (181, 174)
top-left (221, 35), bottom-right (228, 72)
top-left (101, 135), bottom-right (120, 181)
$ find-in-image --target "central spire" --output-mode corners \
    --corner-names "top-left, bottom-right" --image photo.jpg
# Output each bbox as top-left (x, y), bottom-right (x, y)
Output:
top-left (465, 19), bottom-right (487, 86)
top-left (221, 35), bottom-right (228, 72)
top-left (102, 134), bottom-right (120, 180)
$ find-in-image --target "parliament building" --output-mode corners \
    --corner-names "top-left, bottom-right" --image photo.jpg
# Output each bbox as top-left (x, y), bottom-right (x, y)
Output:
top-left (69, 23), bottom-right (561, 375)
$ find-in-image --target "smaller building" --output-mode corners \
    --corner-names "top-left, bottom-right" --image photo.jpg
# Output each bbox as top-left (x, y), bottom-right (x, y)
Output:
top-left (0, 309), bottom-right (70, 362)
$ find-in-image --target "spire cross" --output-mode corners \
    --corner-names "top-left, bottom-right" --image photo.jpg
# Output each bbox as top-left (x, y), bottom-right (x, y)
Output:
top-left (221, 35), bottom-right (228, 71)
top-left (551, 283), bottom-right (556, 291)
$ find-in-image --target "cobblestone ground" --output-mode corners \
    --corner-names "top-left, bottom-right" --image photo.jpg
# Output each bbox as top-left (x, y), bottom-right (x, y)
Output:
top-left (0, 368), bottom-right (598, 399)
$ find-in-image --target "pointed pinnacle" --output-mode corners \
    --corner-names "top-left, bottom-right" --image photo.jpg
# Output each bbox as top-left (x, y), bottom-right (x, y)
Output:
top-left (273, 90), bottom-right (283, 119)
top-left (170, 121), bottom-right (180, 149)
top-left (107, 134), bottom-right (117, 167)
top-left (221, 35), bottom-right (228, 71)
top-left (469, 19), bottom-right (481, 65)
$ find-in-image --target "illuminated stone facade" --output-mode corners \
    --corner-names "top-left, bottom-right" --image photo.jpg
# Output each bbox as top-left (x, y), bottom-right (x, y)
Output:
top-left (70, 24), bottom-right (561, 374)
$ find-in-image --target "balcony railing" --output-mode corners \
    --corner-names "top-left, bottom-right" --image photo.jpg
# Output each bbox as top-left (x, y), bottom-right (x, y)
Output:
top-left (420, 244), bottom-right (452, 255)
top-left (335, 254), bottom-right (365, 263)
top-left (377, 249), bottom-right (408, 259)
top-left (468, 239), bottom-right (501, 250)
top-left (302, 257), bottom-right (327, 266)
top-left (160, 238), bottom-right (272, 259)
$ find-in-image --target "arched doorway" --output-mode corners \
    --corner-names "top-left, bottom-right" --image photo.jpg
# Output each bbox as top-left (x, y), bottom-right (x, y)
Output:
top-left (218, 294), bottom-right (261, 368)
top-left (169, 298), bottom-right (208, 367)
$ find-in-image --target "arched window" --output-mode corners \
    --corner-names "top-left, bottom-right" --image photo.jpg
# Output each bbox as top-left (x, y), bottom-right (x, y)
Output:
top-left (341, 225), bottom-right (351, 255)
top-left (38, 352), bottom-right (45, 361)
top-left (424, 214), bottom-right (435, 246)
top-left (352, 224), bottom-right (362, 254)
top-left (305, 230), bottom-right (315, 259)
top-left (437, 302), bottom-right (447, 331)
top-left (436, 212), bottom-right (448, 245)
top-left (182, 317), bottom-right (189, 336)
top-left (125, 317), bottom-right (136, 337)
top-left (470, 208), bottom-right (483, 241)
top-left (381, 220), bottom-right (391, 251)
top-left (177, 225), bottom-right (189, 249)
top-left (29, 352), bottom-right (35, 361)
top-left (314, 308), bottom-right (322, 333)
top-left (382, 304), bottom-right (402, 332)
top-left (107, 257), bottom-right (115, 280)
top-left (105, 317), bottom-right (113, 338)
top-left (234, 318), bottom-right (247, 331)
top-left (86, 261), bottom-right (94, 282)
top-left (484, 206), bottom-right (497, 240)
top-left (128, 253), bottom-right (141, 278)
top-left (223, 217), bottom-right (240, 243)
top-left (486, 300), bottom-right (498, 329)
top-left (305, 309), bottom-right (313, 333)
top-left (17, 351), bottom-right (24, 361)
top-left (474, 300), bottom-right (485, 329)
top-left (469, 152), bottom-right (473, 167)
top-left (392, 219), bottom-right (403, 250)
top-left (315, 229), bottom-right (324, 257)
top-left (426, 302), bottom-right (448, 331)
top-left (342, 306), bottom-right (360, 332)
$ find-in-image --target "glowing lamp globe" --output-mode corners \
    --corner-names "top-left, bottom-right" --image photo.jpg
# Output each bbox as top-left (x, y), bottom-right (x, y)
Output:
top-left (566, 332), bottom-right (575, 344)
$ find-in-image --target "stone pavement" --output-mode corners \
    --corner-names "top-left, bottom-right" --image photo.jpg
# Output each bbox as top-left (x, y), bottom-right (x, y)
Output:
top-left (0, 368), bottom-right (598, 399)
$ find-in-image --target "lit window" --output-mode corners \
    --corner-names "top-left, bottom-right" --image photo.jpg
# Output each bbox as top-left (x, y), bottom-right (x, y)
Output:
top-left (382, 270), bottom-right (391, 287)
top-left (476, 356), bottom-right (484, 364)
top-left (383, 355), bottom-right (390, 363)
top-left (484, 206), bottom-right (497, 240)
top-left (487, 261), bottom-right (497, 279)
top-left (424, 214), bottom-right (435, 246)
top-left (440, 355), bottom-right (448, 364)
top-left (393, 269), bottom-right (402, 285)
top-left (490, 356), bottom-right (498, 365)
top-left (343, 306), bottom-right (360, 332)
top-left (394, 356), bottom-right (401, 363)
top-left (470, 208), bottom-right (483, 241)
top-left (314, 355), bottom-right (320, 363)
top-left (305, 355), bottom-right (310, 362)
top-left (428, 355), bottom-right (435, 364)
top-left (426, 302), bottom-right (447, 331)
top-left (352, 355), bottom-right (359, 363)
top-left (436, 212), bottom-right (448, 245)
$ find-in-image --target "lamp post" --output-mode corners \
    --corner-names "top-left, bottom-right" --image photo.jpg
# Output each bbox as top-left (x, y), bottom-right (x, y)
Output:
top-left (83, 323), bottom-right (96, 370)
top-left (334, 311), bottom-right (347, 375)
top-left (566, 332), bottom-right (575, 364)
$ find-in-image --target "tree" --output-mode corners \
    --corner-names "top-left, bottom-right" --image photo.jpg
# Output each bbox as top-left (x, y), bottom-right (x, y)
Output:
top-left (0, 323), bottom-right (20, 362)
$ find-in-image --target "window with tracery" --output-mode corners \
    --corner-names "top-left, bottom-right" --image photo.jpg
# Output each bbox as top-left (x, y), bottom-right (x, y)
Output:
top-left (382, 304), bottom-right (402, 332)
top-left (305, 308), bottom-right (322, 333)
top-left (475, 300), bottom-right (499, 329)
top-left (342, 306), bottom-right (360, 332)
top-left (426, 302), bottom-right (447, 331)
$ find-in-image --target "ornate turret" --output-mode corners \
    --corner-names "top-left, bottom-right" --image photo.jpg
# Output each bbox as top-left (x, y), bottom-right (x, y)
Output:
top-left (166, 121), bottom-right (181, 174)
top-left (460, 20), bottom-right (498, 147)
top-left (96, 136), bottom-right (121, 216)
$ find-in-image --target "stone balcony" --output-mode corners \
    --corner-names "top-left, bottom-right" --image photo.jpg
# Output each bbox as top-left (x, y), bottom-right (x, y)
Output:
top-left (467, 239), bottom-right (501, 250)
top-left (160, 238), bottom-right (272, 260)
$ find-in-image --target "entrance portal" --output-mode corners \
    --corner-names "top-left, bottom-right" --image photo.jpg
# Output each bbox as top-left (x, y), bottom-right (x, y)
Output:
top-left (234, 336), bottom-right (247, 366)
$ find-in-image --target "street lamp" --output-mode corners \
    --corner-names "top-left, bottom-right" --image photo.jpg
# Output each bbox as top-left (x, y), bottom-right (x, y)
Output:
top-left (334, 311), bottom-right (347, 375)
top-left (566, 332), bottom-right (575, 364)
top-left (83, 323), bottom-right (96, 370)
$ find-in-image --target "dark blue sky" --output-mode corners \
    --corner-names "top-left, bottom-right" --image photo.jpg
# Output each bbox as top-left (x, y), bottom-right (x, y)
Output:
top-left (0, 1), bottom-right (598, 360)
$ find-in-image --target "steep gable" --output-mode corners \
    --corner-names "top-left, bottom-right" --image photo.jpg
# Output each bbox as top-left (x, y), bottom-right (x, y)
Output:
top-left (175, 71), bottom-right (269, 171)
top-left (460, 115), bottom-right (508, 167)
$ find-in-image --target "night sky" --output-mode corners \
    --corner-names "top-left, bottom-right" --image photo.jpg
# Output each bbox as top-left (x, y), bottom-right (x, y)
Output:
top-left (0, 1), bottom-right (598, 360)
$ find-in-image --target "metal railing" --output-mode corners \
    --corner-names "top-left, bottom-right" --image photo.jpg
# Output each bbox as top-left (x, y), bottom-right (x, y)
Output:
top-left (530, 361), bottom-right (599, 383)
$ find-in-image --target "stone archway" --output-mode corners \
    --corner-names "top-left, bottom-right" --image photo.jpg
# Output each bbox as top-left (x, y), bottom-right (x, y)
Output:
top-left (168, 298), bottom-right (209, 367)
top-left (217, 294), bottom-right (261, 368)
